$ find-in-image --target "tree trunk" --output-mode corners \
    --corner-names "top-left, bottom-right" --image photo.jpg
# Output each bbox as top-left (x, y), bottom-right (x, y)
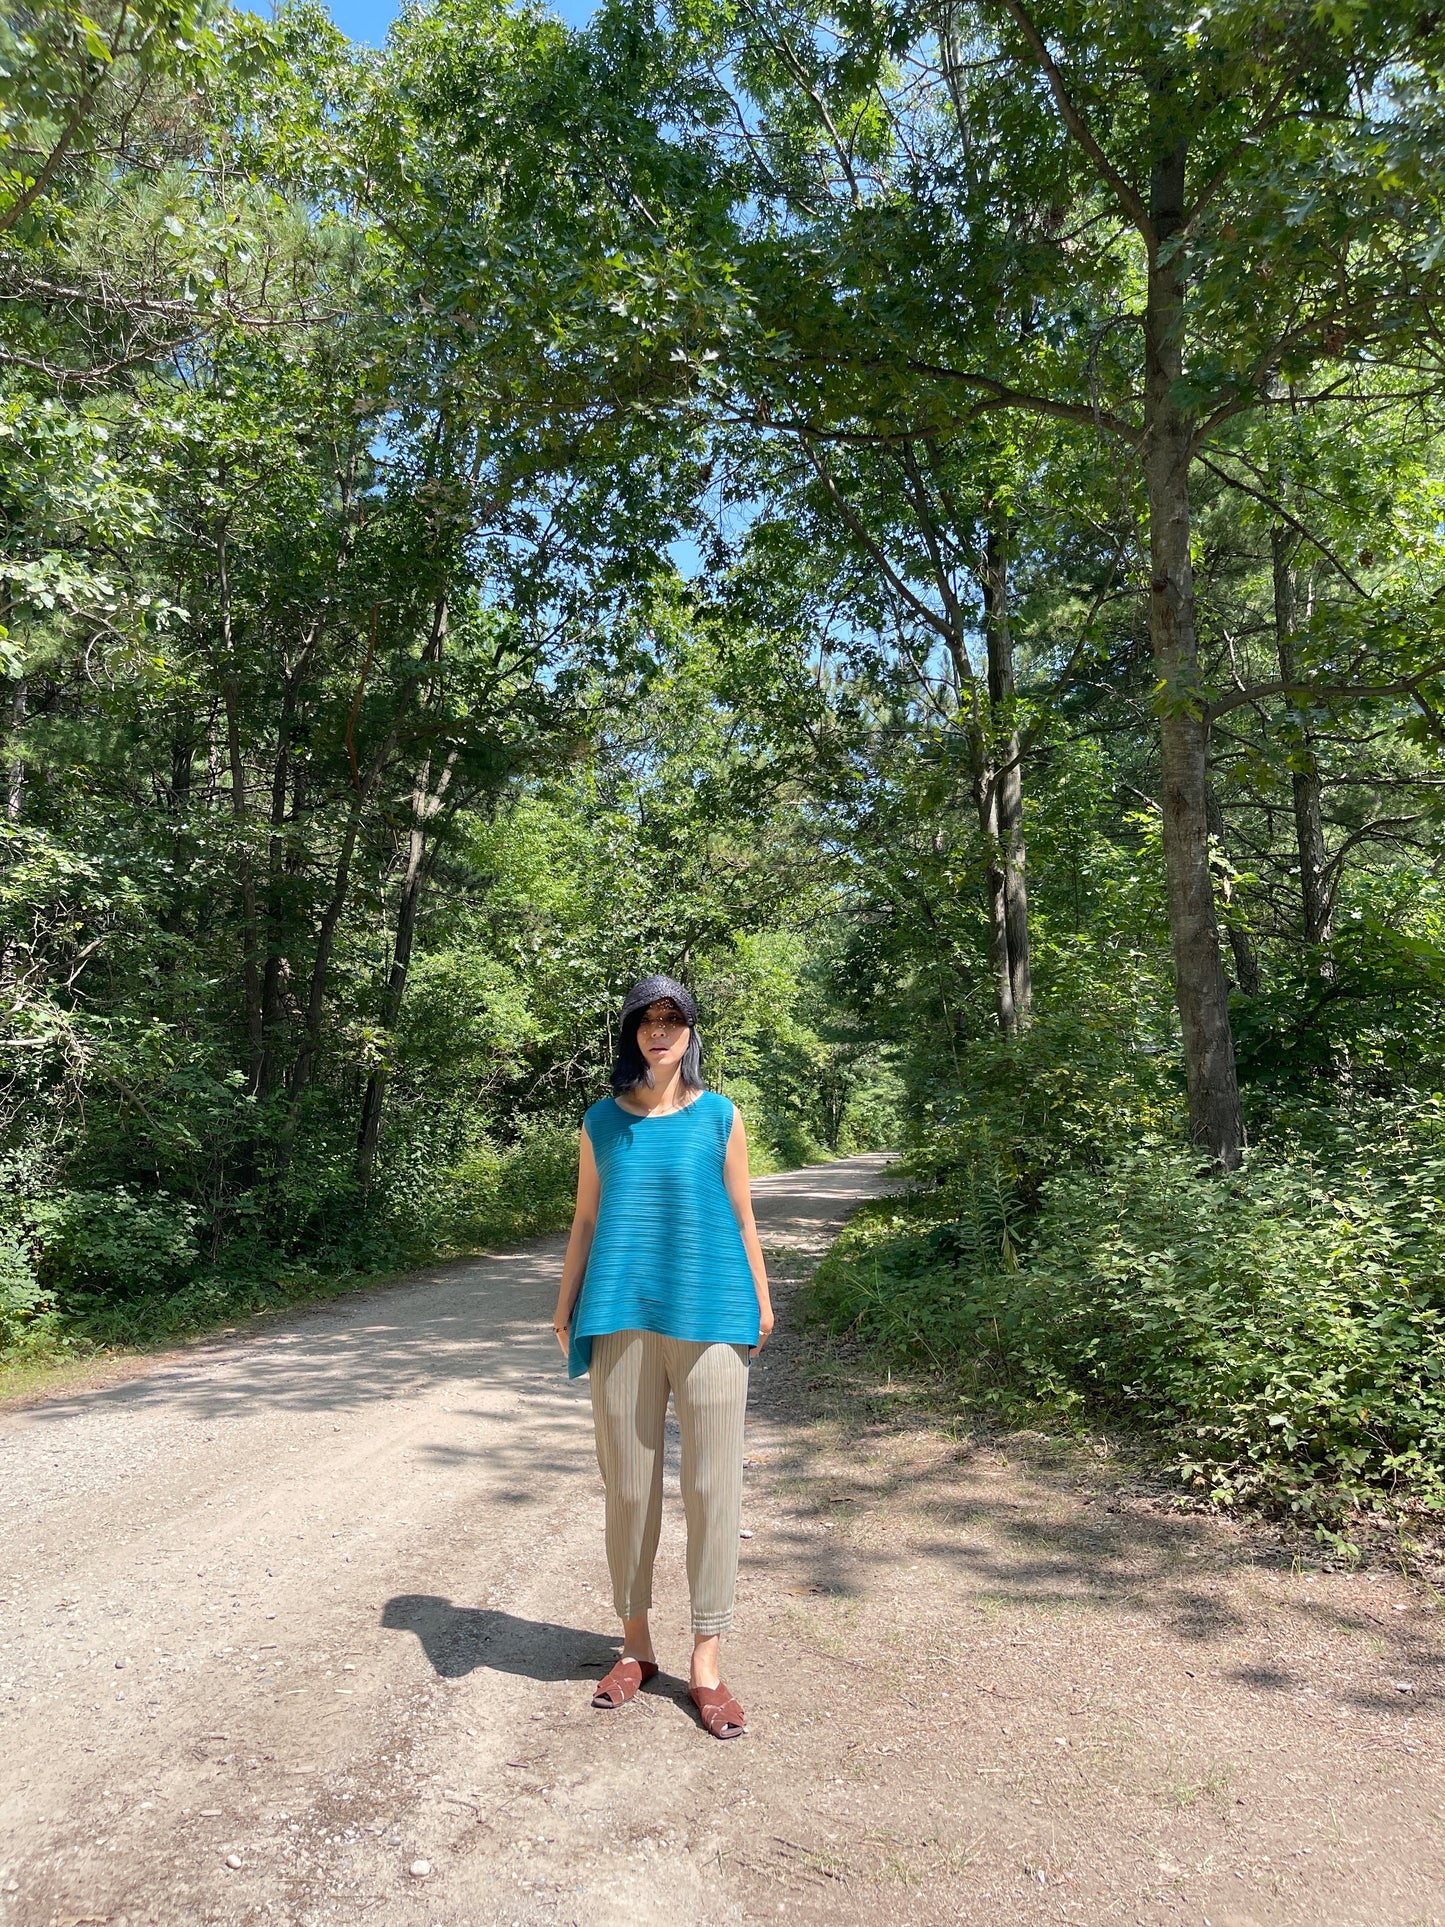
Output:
top-left (353, 591), bottom-right (453, 1190)
top-left (219, 532), bottom-right (265, 1090)
top-left (161, 720), bottom-right (196, 936)
top-left (980, 768), bottom-right (1016, 1035)
top-left (222, 667), bottom-right (265, 1086)
top-left (7, 677), bottom-right (25, 822)
top-left (287, 782), bottom-right (375, 1119)
top-left (1271, 526), bottom-right (1332, 956)
top-left (1144, 138), bottom-right (1244, 1166)
top-left (215, 521), bottom-right (264, 1081)
top-left (355, 745), bottom-right (459, 1189)
top-left (983, 522), bottom-right (1031, 1027)
top-left (257, 689), bottom-right (296, 1100)
top-left (1204, 782), bottom-right (1260, 995)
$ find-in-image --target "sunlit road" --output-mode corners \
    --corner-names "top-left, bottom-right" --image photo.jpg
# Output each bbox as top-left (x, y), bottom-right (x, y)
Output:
top-left (0, 1156), bottom-right (894, 1927)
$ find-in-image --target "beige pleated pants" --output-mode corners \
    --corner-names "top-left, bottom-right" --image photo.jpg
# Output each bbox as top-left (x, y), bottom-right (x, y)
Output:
top-left (589, 1329), bottom-right (750, 1637)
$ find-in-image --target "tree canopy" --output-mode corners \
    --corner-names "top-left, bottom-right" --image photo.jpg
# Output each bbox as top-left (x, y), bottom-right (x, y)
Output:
top-left (6, 0), bottom-right (1445, 1517)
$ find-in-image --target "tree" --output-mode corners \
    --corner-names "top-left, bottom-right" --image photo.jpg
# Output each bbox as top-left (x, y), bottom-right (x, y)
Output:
top-left (653, 0), bottom-right (1445, 1162)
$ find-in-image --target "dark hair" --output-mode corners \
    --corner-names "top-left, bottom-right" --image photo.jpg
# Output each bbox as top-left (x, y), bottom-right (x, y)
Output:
top-left (610, 1007), bottom-right (705, 1095)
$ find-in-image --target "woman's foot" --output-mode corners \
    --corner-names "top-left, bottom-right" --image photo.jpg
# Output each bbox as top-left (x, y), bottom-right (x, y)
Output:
top-left (591, 1656), bottom-right (658, 1709)
top-left (689, 1680), bottom-right (746, 1739)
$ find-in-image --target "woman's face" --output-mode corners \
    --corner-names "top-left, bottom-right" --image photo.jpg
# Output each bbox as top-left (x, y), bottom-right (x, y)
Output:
top-left (637, 998), bottom-right (691, 1075)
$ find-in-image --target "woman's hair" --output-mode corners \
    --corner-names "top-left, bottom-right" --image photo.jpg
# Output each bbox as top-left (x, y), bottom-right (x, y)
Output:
top-left (610, 1007), bottom-right (705, 1094)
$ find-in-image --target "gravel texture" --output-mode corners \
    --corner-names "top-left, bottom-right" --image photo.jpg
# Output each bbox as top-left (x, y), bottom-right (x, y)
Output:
top-left (1, 1150), bottom-right (1442, 1926)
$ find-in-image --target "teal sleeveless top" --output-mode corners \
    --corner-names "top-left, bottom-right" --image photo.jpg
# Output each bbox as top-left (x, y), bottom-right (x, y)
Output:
top-left (567, 1090), bottom-right (758, 1378)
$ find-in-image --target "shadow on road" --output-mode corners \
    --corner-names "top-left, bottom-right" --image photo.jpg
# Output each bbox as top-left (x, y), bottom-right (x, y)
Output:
top-left (380, 1594), bottom-right (717, 1729)
top-left (381, 1594), bottom-right (620, 1681)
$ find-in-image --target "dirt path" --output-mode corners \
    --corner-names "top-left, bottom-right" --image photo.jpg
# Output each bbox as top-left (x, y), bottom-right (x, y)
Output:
top-left (1, 1152), bottom-right (1442, 1927)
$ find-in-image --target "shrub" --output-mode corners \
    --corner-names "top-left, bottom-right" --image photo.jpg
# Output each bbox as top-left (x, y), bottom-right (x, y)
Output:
top-left (811, 1102), bottom-right (1445, 1520)
top-left (0, 1231), bottom-right (57, 1350)
top-left (432, 1123), bottom-right (580, 1251)
top-left (32, 1187), bottom-right (201, 1304)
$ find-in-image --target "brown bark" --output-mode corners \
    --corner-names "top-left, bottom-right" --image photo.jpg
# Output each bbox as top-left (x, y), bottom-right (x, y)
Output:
top-left (1144, 137), bottom-right (1244, 1166)
top-left (222, 668), bottom-right (264, 1084)
top-left (160, 720), bottom-right (196, 937)
top-left (257, 683), bottom-right (297, 1101)
top-left (1204, 783), bottom-right (1261, 995)
top-left (804, 440), bottom-right (1035, 1038)
top-left (350, 593), bottom-right (452, 1179)
top-left (1271, 526), bottom-right (1332, 957)
top-left (7, 678), bottom-right (25, 823)
top-left (983, 522), bottom-right (1031, 1029)
top-left (218, 535), bottom-right (264, 1084)
top-left (286, 779), bottom-right (375, 1117)
top-left (355, 743), bottom-right (460, 1188)
top-left (290, 596), bottom-right (448, 1139)
top-left (170, 727), bottom-right (194, 814)
top-left (980, 770), bottom-right (1016, 1035)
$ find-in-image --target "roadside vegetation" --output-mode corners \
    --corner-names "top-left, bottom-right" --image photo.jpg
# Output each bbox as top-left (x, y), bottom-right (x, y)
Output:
top-left (6, 0), bottom-right (1445, 1533)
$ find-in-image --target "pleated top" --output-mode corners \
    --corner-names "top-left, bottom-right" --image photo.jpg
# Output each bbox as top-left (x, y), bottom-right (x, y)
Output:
top-left (567, 1091), bottom-right (758, 1378)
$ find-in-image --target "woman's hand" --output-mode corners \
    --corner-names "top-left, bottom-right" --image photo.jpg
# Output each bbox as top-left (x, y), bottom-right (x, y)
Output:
top-left (552, 1309), bottom-right (570, 1357)
top-left (751, 1301), bottom-right (775, 1357)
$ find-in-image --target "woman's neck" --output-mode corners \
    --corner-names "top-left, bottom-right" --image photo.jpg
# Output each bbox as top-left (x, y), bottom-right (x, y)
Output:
top-left (619, 1065), bottom-right (690, 1115)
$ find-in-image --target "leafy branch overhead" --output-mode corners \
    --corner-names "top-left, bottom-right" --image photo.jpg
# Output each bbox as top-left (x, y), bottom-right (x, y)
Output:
top-left (5, 0), bottom-right (1445, 1524)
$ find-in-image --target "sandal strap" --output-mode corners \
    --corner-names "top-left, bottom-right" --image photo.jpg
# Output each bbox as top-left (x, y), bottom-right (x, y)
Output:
top-left (690, 1681), bottom-right (746, 1736)
top-left (592, 1657), bottom-right (657, 1707)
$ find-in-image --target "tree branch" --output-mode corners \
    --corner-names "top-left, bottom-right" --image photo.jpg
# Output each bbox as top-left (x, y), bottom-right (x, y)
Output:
top-left (995, 0), bottom-right (1153, 239)
top-left (1194, 451), bottom-right (1368, 595)
top-left (802, 442), bottom-right (957, 646)
top-left (900, 360), bottom-right (1136, 438)
top-left (1207, 665), bottom-right (1445, 723)
top-left (1181, 80), bottom-right (1295, 237)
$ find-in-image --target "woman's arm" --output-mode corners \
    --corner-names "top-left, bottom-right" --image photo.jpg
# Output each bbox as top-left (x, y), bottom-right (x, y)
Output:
top-left (553, 1129), bottom-right (601, 1356)
top-left (723, 1109), bottom-right (774, 1353)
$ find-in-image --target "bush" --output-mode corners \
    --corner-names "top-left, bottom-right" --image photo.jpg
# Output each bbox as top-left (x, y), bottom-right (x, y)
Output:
top-left (0, 1121), bottom-right (585, 1363)
top-left (431, 1123), bottom-right (580, 1251)
top-left (32, 1186), bottom-right (201, 1304)
top-left (811, 1100), bottom-right (1445, 1521)
top-left (891, 1003), bottom-right (1182, 1276)
top-left (0, 1231), bottom-right (57, 1350)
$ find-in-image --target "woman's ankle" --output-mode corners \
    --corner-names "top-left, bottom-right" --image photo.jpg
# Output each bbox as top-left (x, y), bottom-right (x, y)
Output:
top-left (620, 1613), bottom-right (655, 1663)
top-left (690, 1633), bottom-right (721, 1689)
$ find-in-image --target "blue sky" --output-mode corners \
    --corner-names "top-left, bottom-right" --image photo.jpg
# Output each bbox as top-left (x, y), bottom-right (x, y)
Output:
top-left (326, 0), bottom-right (595, 41)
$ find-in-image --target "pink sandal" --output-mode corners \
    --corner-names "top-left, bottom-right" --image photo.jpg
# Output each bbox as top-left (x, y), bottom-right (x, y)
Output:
top-left (591, 1657), bottom-right (658, 1709)
top-left (690, 1681), bottom-right (746, 1739)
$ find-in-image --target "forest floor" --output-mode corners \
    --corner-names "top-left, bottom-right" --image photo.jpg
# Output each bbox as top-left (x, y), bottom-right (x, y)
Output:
top-left (1, 1152), bottom-right (1443, 1927)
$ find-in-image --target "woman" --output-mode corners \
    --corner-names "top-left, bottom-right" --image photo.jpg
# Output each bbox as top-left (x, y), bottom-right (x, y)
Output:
top-left (552, 973), bottom-right (773, 1740)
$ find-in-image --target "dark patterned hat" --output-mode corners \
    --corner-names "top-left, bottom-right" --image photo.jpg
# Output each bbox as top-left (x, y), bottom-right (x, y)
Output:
top-left (619, 974), bottom-right (698, 1029)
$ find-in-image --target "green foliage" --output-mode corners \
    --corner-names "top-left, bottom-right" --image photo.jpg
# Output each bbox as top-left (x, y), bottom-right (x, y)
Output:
top-left (0, 1231), bottom-right (54, 1351)
top-left (814, 1091), bottom-right (1445, 1522)
top-left (1, 1126), bottom-right (583, 1357)
top-left (31, 1186), bottom-right (200, 1302)
top-left (1233, 917), bottom-right (1445, 1096)
top-left (9, 0), bottom-right (1445, 1554)
top-left (390, 1124), bottom-right (581, 1258)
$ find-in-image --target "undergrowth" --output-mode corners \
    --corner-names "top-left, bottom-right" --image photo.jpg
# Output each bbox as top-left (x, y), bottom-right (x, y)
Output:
top-left (808, 1009), bottom-right (1445, 1527)
top-left (0, 1124), bottom-right (581, 1366)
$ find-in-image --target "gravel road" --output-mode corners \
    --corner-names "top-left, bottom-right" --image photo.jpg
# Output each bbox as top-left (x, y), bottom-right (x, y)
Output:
top-left (0, 1155), bottom-right (894, 1927)
top-left (5, 1148), bottom-right (1445, 1927)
